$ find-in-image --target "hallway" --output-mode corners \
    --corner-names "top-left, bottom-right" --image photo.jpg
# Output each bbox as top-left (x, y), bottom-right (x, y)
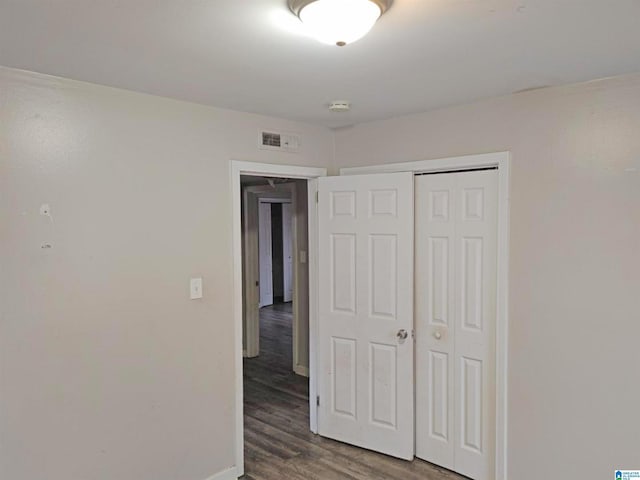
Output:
top-left (242, 303), bottom-right (467, 480)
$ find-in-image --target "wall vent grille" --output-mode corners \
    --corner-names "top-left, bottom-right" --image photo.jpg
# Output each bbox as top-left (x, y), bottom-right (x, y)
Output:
top-left (262, 132), bottom-right (281, 148)
top-left (260, 130), bottom-right (300, 153)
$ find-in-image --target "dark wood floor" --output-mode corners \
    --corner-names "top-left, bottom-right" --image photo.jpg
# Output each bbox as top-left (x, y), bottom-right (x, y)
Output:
top-left (242, 303), bottom-right (467, 480)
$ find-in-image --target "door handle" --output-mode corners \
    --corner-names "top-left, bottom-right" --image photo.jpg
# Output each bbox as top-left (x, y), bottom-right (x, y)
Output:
top-left (397, 329), bottom-right (409, 342)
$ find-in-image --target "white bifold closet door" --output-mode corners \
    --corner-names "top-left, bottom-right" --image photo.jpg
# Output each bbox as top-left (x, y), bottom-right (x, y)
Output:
top-left (317, 172), bottom-right (415, 460)
top-left (415, 169), bottom-right (498, 480)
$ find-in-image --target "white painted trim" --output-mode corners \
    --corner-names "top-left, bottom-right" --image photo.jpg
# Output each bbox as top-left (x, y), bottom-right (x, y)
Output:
top-left (235, 160), bottom-right (326, 179)
top-left (307, 178), bottom-right (319, 434)
top-left (246, 185), bottom-right (294, 197)
top-left (340, 151), bottom-right (510, 480)
top-left (288, 185), bottom-right (301, 373)
top-left (231, 161), bottom-right (326, 477)
top-left (340, 152), bottom-right (506, 176)
top-left (242, 187), bottom-right (259, 358)
top-left (203, 466), bottom-right (238, 480)
top-left (258, 197), bottom-right (292, 203)
top-left (294, 364), bottom-right (310, 377)
top-left (495, 155), bottom-right (511, 480)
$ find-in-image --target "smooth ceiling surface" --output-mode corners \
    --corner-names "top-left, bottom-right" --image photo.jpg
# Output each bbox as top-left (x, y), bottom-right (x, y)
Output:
top-left (1, 0), bottom-right (639, 127)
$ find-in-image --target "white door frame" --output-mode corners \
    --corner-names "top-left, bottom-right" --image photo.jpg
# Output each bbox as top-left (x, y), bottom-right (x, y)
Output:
top-left (258, 199), bottom-right (275, 308)
top-left (281, 202), bottom-right (294, 304)
top-left (340, 151), bottom-right (510, 480)
top-left (242, 185), bottom-right (292, 359)
top-left (231, 161), bottom-right (326, 478)
top-left (258, 195), bottom-right (292, 310)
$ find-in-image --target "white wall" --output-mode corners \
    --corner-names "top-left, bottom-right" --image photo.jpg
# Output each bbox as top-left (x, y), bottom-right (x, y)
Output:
top-left (334, 74), bottom-right (640, 480)
top-left (3, 64), bottom-right (639, 480)
top-left (0, 67), bottom-right (333, 480)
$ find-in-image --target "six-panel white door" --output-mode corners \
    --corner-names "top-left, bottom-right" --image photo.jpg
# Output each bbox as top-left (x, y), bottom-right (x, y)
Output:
top-left (258, 201), bottom-right (273, 308)
top-left (415, 170), bottom-right (498, 480)
top-left (317, 172), bottom-right (415, 460)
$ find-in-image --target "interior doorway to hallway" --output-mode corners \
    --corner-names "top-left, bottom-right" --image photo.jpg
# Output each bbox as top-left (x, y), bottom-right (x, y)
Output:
top-left (241, 176), bottom-right (310, 377)
top-left (239, 173), bottom-right (312, 476)
top-left (232, 161), bottom-right (326, 478)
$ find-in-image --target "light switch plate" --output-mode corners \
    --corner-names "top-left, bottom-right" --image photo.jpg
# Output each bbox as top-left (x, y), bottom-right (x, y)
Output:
top-left (190, 277), bottom-right (203, 299)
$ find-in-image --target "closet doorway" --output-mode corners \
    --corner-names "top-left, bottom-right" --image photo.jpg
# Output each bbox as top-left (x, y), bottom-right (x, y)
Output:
top-left (335, 152), bottom-right (510, 480)
top-left (414, 168), bottom-right (498, 480)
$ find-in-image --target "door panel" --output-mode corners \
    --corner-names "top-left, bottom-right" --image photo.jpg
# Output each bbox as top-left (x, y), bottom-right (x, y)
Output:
top-left (429, 351), bottom-right (449, 440)
top-left (453, 171), bottom-right (497, 480)
top-left (318, 172), bottom-right (414, 460)
top-left (461, 357), bottom-right (483, 452)
top-left (429, 237), bottom-right (449, 325)
top-left (416, 173), bottom-right (456, 470)
top-left (369, 234), bottom-right (397, 319)
top-left (416, 170), bottom-right (497, 480)
top-left (370, 342), bottom-right (398, 428)
top-left (332, 337), bottom-right (357, 418)
top-left (258, 202), bottom-right (273, 307)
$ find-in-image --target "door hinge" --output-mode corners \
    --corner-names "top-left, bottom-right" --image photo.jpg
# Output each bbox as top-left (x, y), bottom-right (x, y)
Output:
top-left (316, 395), bottom-right (320, 406)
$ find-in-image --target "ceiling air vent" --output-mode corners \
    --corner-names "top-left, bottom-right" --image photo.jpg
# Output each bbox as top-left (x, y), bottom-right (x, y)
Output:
top-left (260, 130), bottom-right (300, 153)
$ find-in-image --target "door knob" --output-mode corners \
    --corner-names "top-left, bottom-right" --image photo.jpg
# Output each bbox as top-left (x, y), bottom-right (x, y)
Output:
top-left (397, 329), bottom-right (409, 341)
top-left (434, 331), bottom-right (442, 340)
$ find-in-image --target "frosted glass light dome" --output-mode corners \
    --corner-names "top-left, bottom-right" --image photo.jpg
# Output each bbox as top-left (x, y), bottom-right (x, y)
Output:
top-left (298, 0), bottom-right (383, 46)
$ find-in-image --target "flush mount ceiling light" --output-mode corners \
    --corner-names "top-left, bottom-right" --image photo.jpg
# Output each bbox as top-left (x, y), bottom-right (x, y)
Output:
top-left (288, 0), bottom-right (392, 47)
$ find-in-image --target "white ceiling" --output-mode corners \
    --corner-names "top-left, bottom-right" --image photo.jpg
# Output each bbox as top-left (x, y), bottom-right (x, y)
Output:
top-left (1, 0), bottom-right (640, 128)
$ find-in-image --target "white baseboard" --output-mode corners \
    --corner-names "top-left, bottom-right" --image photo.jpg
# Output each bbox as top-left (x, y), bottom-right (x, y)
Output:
top-left (204, 466), bottom-right (238, 480)
top-left (294, 365), bottom-right (309, 377)
top-left (242, 349), bottom-right (248, 358)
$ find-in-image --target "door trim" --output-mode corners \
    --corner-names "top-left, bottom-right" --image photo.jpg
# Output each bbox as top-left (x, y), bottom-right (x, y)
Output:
top-left (231, 161), bottom-right (327, 477)
top-left (341, 151), bottom-right (510, 480)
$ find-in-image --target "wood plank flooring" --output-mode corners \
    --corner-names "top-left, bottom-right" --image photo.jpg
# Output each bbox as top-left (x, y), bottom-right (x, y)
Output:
top-left (243, 303), bottom-right (467, 480)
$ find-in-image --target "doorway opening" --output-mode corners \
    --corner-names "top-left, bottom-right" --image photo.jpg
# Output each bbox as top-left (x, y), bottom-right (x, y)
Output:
top-left (239, 174), bottom-right (312, 477)
top-left (241, 176), bottom-right (310, 375)
top-left (231, 161), bottom-right (325, 479)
